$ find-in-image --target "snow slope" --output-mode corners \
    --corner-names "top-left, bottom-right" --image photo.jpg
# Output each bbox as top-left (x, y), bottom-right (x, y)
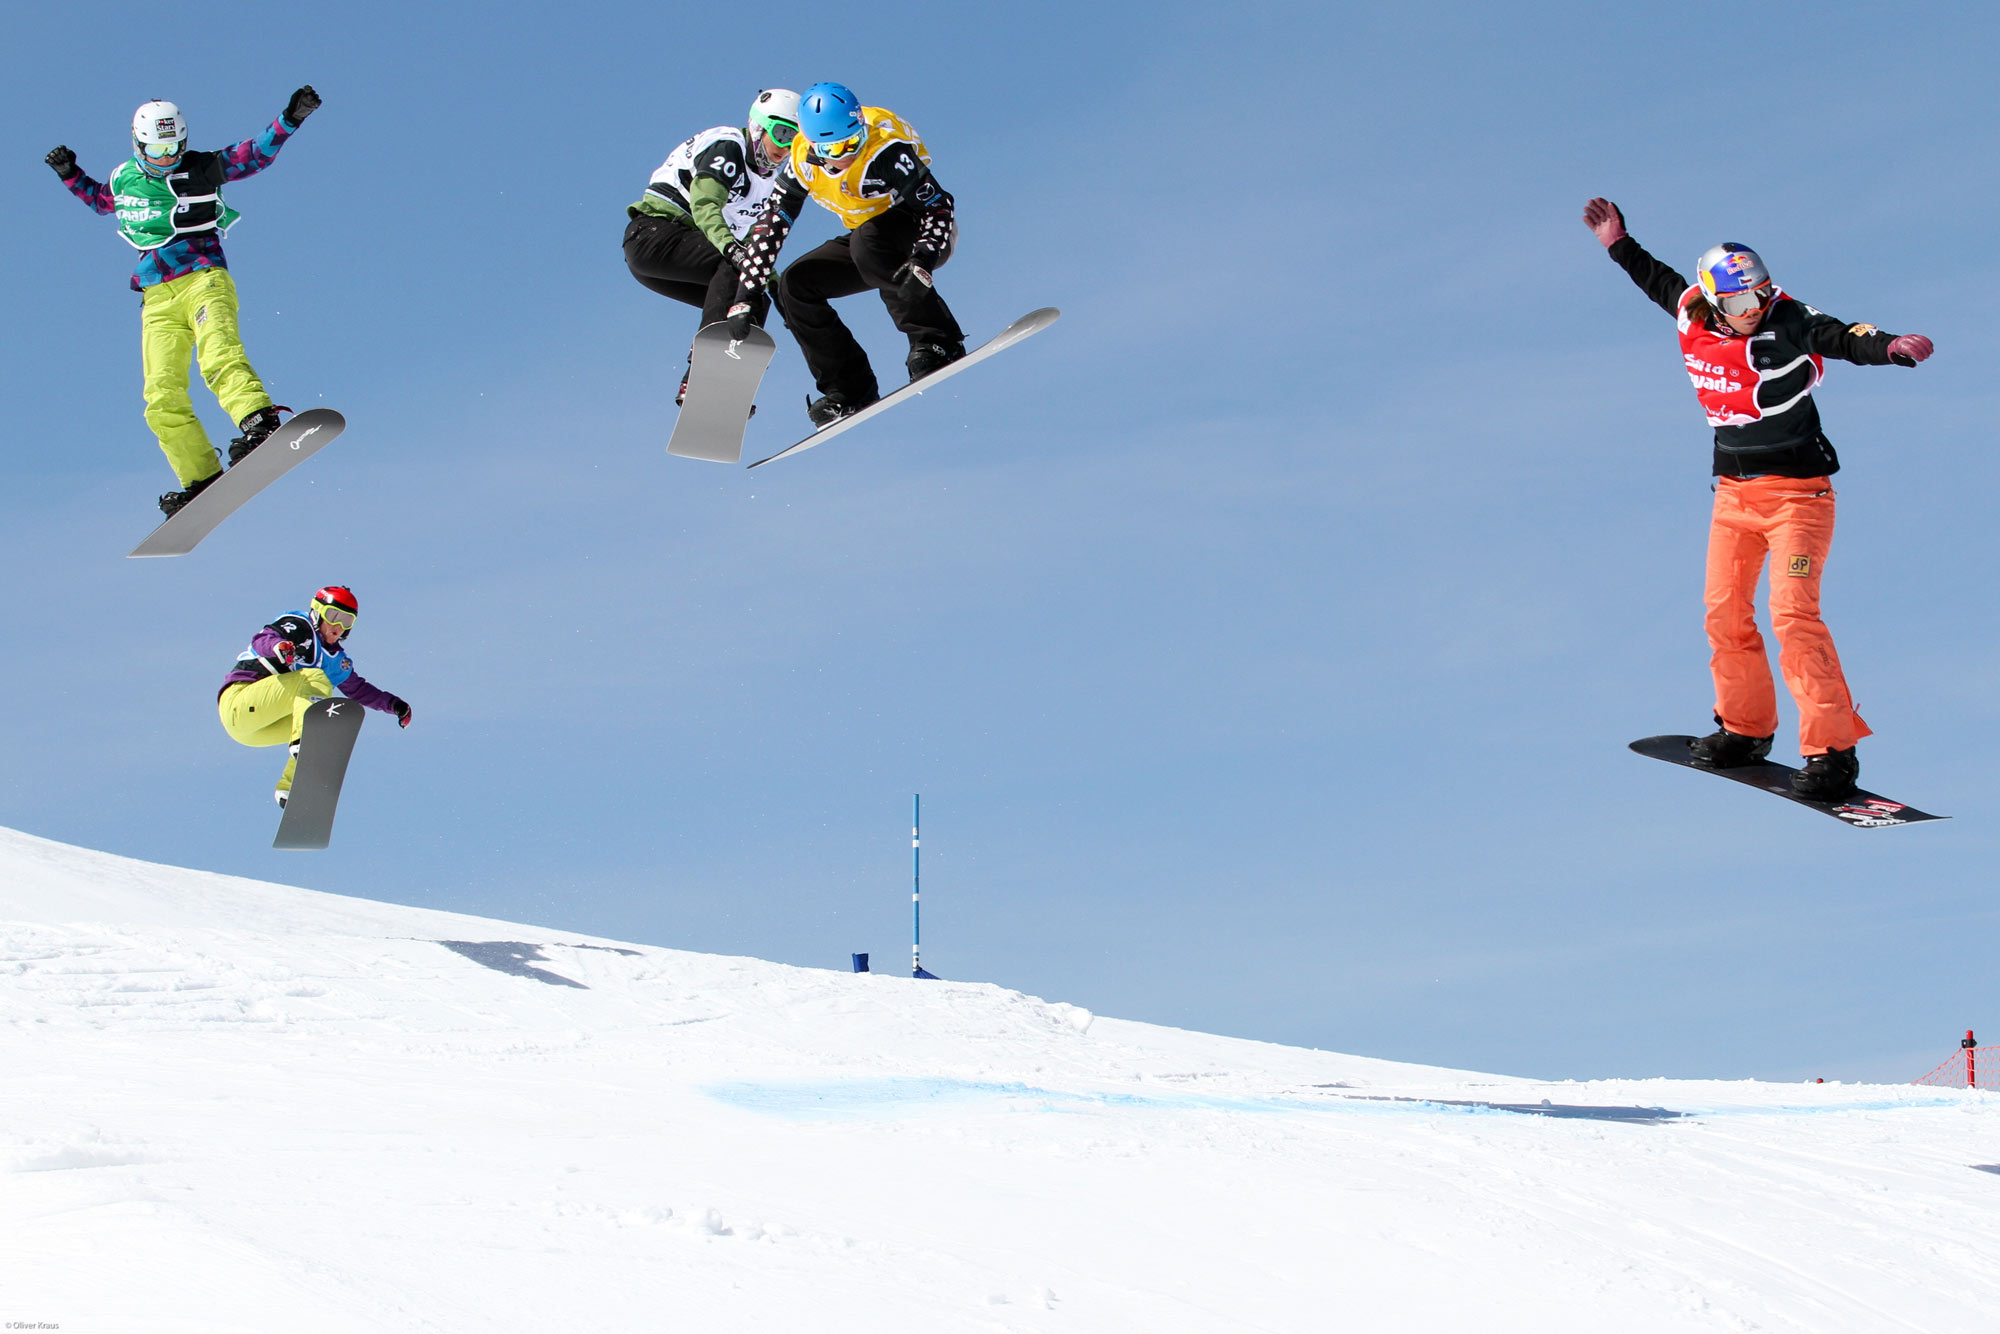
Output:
top-left (4, 825), bottom-right (1998, 1333)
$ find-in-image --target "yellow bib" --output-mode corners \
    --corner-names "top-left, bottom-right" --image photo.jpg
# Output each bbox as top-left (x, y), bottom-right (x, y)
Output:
top-left (788, 106), bottom-right (930, 231)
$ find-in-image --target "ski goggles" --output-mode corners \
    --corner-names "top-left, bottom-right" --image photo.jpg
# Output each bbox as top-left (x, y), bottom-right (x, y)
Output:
top-left (315, 605), bottom-right (357, 634)
top-left (760, 119), bottom-right (799, 148)
top-left (814, 131), bottom-right (865, 161)
top-left (140, 139), bottom-right (185, 161)
top-left (1712, 282), bottom-right (1775, 317)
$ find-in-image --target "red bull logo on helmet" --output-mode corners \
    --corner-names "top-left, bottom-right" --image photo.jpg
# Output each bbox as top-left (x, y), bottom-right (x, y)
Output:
top-left (1699, 243), bottom-right (1769, 298)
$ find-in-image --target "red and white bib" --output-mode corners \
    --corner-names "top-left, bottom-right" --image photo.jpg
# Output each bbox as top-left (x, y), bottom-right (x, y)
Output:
top-left (1676, 287), bottom-right (1823, 428)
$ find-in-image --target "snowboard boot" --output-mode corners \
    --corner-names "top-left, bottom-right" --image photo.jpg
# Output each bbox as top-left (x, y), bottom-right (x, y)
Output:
top-left (906, 340), bottom-right (965, 381)
top-left (807, 389), bottom-right (877, 428)
top-left (275, 743), bottom-right (299, 808)
top-left (158, 469), bottom-right (221, 517)
top-left (1791, 747), bottom-right (1859, 799)
top-left (227, 406), bottom-right (285, 466)
top-left (1687, 717), bottom-right (1774, 769)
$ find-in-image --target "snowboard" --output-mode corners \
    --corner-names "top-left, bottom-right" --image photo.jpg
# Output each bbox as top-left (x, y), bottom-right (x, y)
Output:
top-left (273, 697), bottom-right (366, 850)
top-left (747, 307), bottom-right (1060, 469)
top-left (667, 323), bottom-right (778, 464)
top-left (1629, 735), bottom-right (1947, 828)
top-left (129, 408), bottom-right (346, 558)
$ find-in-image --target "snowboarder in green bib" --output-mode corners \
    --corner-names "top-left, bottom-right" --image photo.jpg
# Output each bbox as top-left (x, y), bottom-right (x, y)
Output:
top-left (46, 87), bottom-right (320, 515)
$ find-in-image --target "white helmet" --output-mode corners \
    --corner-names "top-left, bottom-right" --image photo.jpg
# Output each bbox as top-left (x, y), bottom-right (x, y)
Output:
top-left (131, 99), bottom-right (187, 166)
top-left (748, 88), bottom-right (800, 145)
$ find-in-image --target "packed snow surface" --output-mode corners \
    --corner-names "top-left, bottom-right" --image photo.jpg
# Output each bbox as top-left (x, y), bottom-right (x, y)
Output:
top-left (4, 825), bottom-right (1998, 1332)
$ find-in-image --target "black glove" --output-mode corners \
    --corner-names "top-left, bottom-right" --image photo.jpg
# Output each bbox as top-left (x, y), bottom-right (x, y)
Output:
top-left (726, 299), bottom-right (757, 340)
top-left (891, 260), bottom-right (934, 303)
top-left (392, 698), bottom-right (412, 729)
top-left (284, 86), bottom-right (321, 126)
top-left (45, 145), bottom-right (77, 179)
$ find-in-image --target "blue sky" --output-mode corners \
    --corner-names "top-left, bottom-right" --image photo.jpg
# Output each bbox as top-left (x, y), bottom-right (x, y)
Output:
top-left (4, 1), bottom-right (1996, 1082)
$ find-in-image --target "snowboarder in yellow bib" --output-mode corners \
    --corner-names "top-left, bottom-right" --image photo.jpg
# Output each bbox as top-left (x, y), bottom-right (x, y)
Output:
top-left (46, 87), bottom-right (320, 516)
top-left (729, 83), bottom-right (965, 426)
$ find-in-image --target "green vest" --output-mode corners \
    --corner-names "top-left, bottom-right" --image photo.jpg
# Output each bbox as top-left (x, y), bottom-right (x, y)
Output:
top-left (109, 158), bottom-right (240, 251)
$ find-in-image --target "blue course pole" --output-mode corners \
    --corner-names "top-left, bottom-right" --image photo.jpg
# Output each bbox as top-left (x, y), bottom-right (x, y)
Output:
top-left (913, 794), bottom-right (938, 979)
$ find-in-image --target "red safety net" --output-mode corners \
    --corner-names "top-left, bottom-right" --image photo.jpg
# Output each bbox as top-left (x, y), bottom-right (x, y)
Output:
top-left (1913, 1033), bottom-right (1999, 1089)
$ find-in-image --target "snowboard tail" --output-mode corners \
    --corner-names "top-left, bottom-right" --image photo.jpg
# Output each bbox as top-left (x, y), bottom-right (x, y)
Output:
top-left (747, 307), bottom-right (1060, 469)
top-left (668, 323), bottom-right (777, 464)
top-left (129, 408), bottom-right (346, 558)
top-left (274, 697), bottom-right (366, 850)
top-left (1628, 735), bottom-right (1946, 827)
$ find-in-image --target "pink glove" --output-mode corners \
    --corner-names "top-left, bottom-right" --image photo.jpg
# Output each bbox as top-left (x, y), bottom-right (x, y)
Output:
top-left (1582, 197), bottom-right (1627, 248)
top-left (1886, 334), bottom-right (1932, 366)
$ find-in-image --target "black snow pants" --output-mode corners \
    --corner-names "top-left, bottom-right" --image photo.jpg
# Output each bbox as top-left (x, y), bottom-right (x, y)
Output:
top-left (623, 214), bottom-right (768, 330)
top-left (773, 208), bottom-right (963, 402)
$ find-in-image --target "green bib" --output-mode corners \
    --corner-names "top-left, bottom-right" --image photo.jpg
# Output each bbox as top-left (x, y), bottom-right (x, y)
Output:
top-left (109, 158), bottom-right (240, 251)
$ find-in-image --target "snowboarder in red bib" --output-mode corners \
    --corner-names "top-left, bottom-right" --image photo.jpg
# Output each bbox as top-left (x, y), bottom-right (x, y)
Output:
top-left (46, 87), bottom-right (319, 516)
top-left (1583, 198), bottom-right (1935, 798)
top-left (729, 82), bottom-right (965, 427)
top-left (217, 586), bottom-right (411, 808)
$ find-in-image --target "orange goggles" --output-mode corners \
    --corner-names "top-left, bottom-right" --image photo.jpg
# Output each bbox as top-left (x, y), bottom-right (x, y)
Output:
top-left (815, 132), bottom-right (864, 161)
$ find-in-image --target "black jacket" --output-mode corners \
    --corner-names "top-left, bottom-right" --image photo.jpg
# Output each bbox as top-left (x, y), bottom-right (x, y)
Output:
top-left (1607, 236), bottom-right (1899, 478)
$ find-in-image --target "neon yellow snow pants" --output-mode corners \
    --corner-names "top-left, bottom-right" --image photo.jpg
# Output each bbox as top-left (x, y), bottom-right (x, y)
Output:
top-left (140, 266), bottom-right (274, 486)
top-left (219, 669), bottom-right (333, 793)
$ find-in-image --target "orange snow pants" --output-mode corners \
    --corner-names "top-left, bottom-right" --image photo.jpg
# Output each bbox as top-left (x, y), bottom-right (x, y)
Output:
top-left (1703, 475), bottom-right (1870, 756)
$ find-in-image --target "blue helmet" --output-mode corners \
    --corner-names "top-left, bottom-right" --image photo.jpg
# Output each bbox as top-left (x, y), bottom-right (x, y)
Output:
top-left (798, 82), bottom-right (864, 148)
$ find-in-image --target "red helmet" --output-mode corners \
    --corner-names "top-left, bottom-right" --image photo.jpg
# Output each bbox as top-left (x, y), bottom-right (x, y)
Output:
top-left (310, 585), bottom-right (358, 635)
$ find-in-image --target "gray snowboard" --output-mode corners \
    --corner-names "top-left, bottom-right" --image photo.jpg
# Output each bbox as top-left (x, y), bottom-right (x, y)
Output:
top-left (667, 323), bottom-right (778, 464)
top-left (1629, 735), bottom-right (1946, 828)
top-left (747, 307), bottom-right (1060, 469)
top-left (273, 697), bottom-right (366, 850)
top-left (130, 408), bottom-right (346, 558)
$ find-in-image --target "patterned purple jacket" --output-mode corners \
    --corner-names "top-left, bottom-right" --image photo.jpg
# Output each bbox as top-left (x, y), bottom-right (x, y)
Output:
top-left (219, 612), bottom-right (407, 719)
top-left (61, 113), bottom-right (299, 292)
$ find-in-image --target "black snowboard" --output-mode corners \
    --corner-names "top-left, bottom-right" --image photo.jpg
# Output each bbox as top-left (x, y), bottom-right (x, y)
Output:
top-left (747, 307), bottom-right (1060, 469)
top-left (274, 697), bottom-right (366, 850)
top-left (130, 408), bottom-right (346, 558)
top-left (1629, 735), bottom-right (1946, 827)
top-left (667, 323), bottom-right (777, 464)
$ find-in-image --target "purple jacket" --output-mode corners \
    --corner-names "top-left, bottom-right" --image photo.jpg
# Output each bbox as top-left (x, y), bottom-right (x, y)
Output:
top-left (62, 112), bottom-right (298, 292)
top-left (219, 612), bottom-right (406, 718)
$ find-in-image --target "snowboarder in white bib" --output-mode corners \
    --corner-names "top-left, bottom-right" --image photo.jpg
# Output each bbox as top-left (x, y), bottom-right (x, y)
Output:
top-left (624, 89), bottom-right (800, 404)
top-left (46, 87), bottom-right (319, 515)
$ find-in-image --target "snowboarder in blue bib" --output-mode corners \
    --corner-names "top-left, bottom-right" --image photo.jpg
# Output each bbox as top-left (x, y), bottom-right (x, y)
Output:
top-left (46, 87), bottom-right (320, 515)
top-left (217, 586), bottom-right (411, 808)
